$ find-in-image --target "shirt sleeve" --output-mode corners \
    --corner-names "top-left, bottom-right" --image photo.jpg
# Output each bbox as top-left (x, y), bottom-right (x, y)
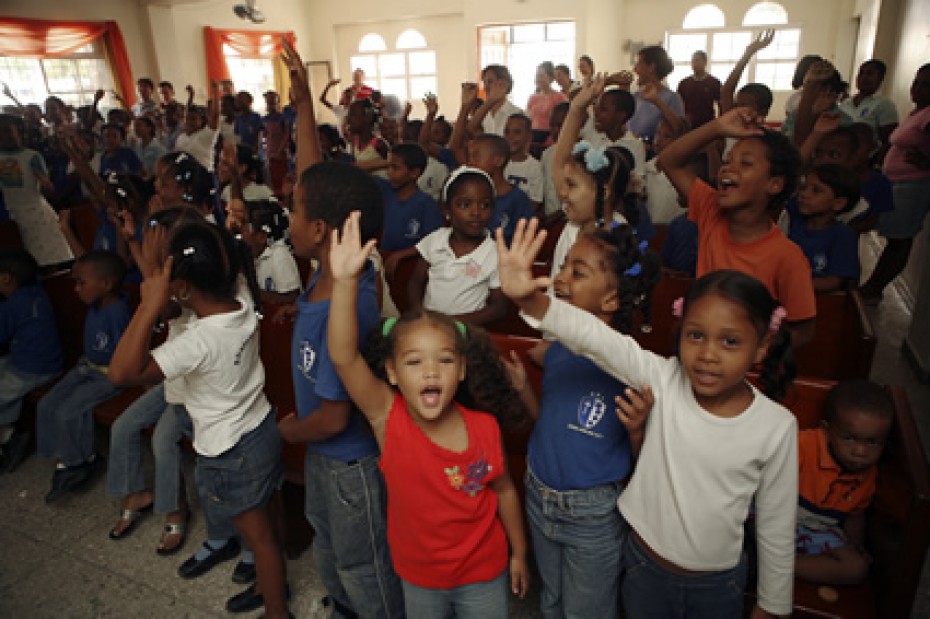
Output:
top-left (775, 244), bottom-right (817, 321)
top-left (29, 151), bottom-right (49, 179)
top-left (268, 246), bottom-right (302, 293)
top-left (686, 178), bottom-right (717, 230)
top-left (151, 329), bottom-right (208, 381)
top-left (526, 160), bottom-right (544, 203)
top-left (875, 97), bottom-right (899, 127)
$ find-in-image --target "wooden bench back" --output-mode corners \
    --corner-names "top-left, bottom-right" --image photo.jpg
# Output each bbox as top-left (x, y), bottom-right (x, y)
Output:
top-left (0, 220), bottom-right (24, 250)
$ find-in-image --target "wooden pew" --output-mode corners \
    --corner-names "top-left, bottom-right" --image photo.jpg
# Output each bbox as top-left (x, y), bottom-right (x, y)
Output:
top-left (67, 201), bottom-right (101, 252)
top-left (0, 219), bottom-right (24, 250)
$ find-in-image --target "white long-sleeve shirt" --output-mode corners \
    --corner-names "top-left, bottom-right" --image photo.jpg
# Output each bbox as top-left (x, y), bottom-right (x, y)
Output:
top-left (538, 299), bottom-right (798, 616)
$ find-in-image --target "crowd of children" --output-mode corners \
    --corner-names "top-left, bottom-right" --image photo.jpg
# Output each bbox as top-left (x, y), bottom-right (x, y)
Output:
top-left (0, 29), bottom-right (926, 618)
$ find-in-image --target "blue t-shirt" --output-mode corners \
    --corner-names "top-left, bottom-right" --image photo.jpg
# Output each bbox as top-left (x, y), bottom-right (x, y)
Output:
top-left (83, 295), bottom-right (131, 367)
top-left (235, 112), bottom-right (265, 151)
top-left (630, 88), bottom-right (684, 142)
top-left (437, 147), bottom-right (458, 172)
top-left (377, 179), bottom-right (444, 251)
top-left (0, 284), bottom-right (63, 375)
top-left (489, 186), bottom-right (535, 244)
top-left (292, 262), bottom-right (380, 461)
top-left (528, 342), bottom-right (633, 491)
top-left (99, 148), bottom-right (142, 177)
top-left (661, 213), bottom-right (698, 276)
top-left (858, 168), bottom-right (894, 222)
top-left (787, 203), bottom-right (859, 281)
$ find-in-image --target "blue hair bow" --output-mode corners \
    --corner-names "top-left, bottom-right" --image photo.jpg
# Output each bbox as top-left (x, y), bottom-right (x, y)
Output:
top-left (622, 240), bottom-right (650, 277)
top-left (572, 141), bottom-right (610, 174)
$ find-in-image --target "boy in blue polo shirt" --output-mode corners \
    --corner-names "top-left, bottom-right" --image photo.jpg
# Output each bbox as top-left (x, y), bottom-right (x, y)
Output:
top-left (467, 133), bottom-right (535, 244)
top-left (0, 249), bottom-right (63, 472)
top-left (378, 142), bottom-right (443, 254)
top-left (36, 250), bottom-right (131, 501)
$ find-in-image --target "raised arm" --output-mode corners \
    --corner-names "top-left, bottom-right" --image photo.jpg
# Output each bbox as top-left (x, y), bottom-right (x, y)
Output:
top-left (792, 61), bottom-right (837, 147)
top-left (1, 82), bottom-right (25, 111)
top-left (450, 83), bottom-right (477, 166)
top-left (418, 94), bottom-right (442, 158)
top-left (206, 82), bottom-right (220, 131)
top-left (798, 110), bottom-right (841, 163)
top-left (640, 82), bottom-right (684, 135)
top-left (281, 38), bottom-right (321, 174)
top-left (552, 74), bottom-right (605, 193)
top-left (328, 212), bottom-right (396, 439)
top-left (467, 79), bottom-right (508, 138)
top-left (319, 78), bottom-right (339, 111)
top-left (721, 29), bottom-right (774, 114)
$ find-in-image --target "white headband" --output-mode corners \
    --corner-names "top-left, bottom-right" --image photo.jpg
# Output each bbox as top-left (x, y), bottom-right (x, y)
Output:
top-left (441, 166), bottom-right (496, 203)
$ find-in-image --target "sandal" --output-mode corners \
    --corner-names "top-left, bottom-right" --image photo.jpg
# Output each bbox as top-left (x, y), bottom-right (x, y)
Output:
top-left (108, 503), bottom-right (153, 540)
top-left (156, 512), bottom-right (190, 556)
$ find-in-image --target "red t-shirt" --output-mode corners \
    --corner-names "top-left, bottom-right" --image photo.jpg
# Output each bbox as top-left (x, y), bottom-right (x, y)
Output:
top-left (379, 393), bottom-right (509, 588)
top-left (688, 179), bottom-right (816, 321)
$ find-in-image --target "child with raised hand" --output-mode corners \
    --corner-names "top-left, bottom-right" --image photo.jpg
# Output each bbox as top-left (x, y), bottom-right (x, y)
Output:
top-left (329, 210), bottom-right (529, 617)
top-left (795, 380), bottom-right (893, 585)
top-left (658, 105), bottom-right (816, 347)
top-left (416, 93), bottom-right (453, 201)
top-left (497, 218), bottom-right (799, 619)
top-left (502, 222), bottom-right (659, 619)
top-left (407, 166), bottom-right (508, 326)
top-left (108, 221), bottom-right (290, 618)
top-left (503, 113), bottom-right (545, 208)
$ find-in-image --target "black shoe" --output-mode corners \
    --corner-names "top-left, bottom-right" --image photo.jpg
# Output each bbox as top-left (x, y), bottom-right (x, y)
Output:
top-left (44, 457), bottom-right (103, 504)
top-left (2, 430), bottom-right (32, 473)
top-left (178, 538), bottom-right (241, 579)
top-left (231, 559), bottom-right (256, 584)
top-left (225, 582), bottom-right (291, 614)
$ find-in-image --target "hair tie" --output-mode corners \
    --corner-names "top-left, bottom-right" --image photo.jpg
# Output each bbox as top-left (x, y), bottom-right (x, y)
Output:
top-left (672, 297), bottom-right (684, 318)
top-left (572, 141), bottom-right (609, 174)
top-left (638, 240), bottom-right (648, 253)
top-left (182, 246), bottom-right (196, 256)
top-left (382, 317), bottom-right (398, 337)
top-left (770, 306), bottom-right (787, 332)
top-left (623, 263), bottom-right (642, 277)
top-left (455, 321), bottom-right (467, 339)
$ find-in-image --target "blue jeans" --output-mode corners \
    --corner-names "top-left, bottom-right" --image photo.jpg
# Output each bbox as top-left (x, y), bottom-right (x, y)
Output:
top-left (401, 570), bottom-right (508, 619)
top-left (525, 468), bottom-right (624, 619)
top-left (106, 384), bottom-right (191, 515)
top-left (304, 450), bottom-right (404, 619)
top-left (36, 360), bottom-right (122, 466)
top-left (620, 529), bottom-right (748, 619)
top-left (0, 357), bottom-right (58, 426)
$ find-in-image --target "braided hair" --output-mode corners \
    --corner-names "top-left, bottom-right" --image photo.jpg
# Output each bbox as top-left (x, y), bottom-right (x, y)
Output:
top-left (586, 224), bottom-right (659, 333)
top-left (570, 145), bottom-right (638, 228)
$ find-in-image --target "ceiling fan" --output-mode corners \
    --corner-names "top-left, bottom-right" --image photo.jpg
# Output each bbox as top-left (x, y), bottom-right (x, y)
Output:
top-left (233, 0), bottom-right (266, 24)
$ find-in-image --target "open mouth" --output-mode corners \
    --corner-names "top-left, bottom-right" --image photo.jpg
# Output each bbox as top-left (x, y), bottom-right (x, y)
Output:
top-left (718, 178), bottom-right (738, 196)
top-left (421, 386), bottom-right (442, 408)
top-left (693, 369), bottom-right (720, 386)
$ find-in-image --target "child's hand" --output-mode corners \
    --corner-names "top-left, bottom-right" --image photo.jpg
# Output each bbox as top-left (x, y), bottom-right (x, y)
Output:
top-left (272, 303), bottom-right (298, 324)
top-left (423, 93), bottom-right (438, 116)
top-left (713, 107), bottom-right (764, 139)
top-left (140, 221), bottom-right (167, 279)
top-left (495, 218), bottom-right (551, 302)
top-left (509, 555), bottom-right (530, 599)
top-left (185, 84), bottom-right (194, 98)
top-left (277, 412), bottom-right (304, 444)
top-left (571, 72), bottom-right (606, 110)
top-left (615, 385), bottom-right (654, 438)
top-left (330, 211), bottom-right (377, 281)
top-left (327, 78), bottom-right (341, 88)
top-left (812, 91), bottom-right (838, 115)
top-left (140, 255), bottom-right (174, 314)
top-left (803, 61), bottom-right (835, 88)
top-left (746, 28), bottom-right (775, 55)
top-left (639, 82), bottom-right (661, 105)
top-left (403, 101), bottom-right (413, 118)
top-left (605, 70), bottom-right (634, 91)
top-left (812, 110), bottom-right (841, 135)
top-left (501, 350), bottom-right (528, 392)
top-left (460, 82), bottom-right (478, 109)
top-left (119, 208), bottom-right (137, 241)
top-left (281, 38), bottom-right (311, 103)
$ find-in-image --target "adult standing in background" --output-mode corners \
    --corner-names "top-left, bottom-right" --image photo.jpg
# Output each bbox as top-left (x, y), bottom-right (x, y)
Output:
top-left (628, 45), bottom-right (685, 144)
top-left (527, 62), bottom-right (567, 144)
top-left (677, 51), bottom-right (721, 129)
top-left (839, 59), bottom-right (899, 161)
top-left (469, 64), bottom-right (524, 137)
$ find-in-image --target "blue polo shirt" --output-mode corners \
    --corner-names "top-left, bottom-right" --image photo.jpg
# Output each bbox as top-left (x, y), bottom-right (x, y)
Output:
top-left (292, 262), bottom-right (380, 461)
top-left (787, 202), bottom-right (859, 281)
top-left (99, 148), bottom-right (142, 177)
top-left (377, 179), bottom-right (444, 251)
top-left (528, 342), bottom-right (633, 491)
top-left (489, 186), bottom-right (535, 244)
top-left (83, 295), bottom-right (131, 367)
top-left (0, 284), bottom-right (63, 375)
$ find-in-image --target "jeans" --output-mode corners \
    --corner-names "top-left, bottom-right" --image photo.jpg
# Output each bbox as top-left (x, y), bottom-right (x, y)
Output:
top-left (525, 468), bottom-right (624, 619)
top-left (304, 450), bottom-right (405, 619)
top-left (0, 357), bottom-right (58, 426)
top-left (36, 360), bottom-right (122, 466)
top-left (401, 570), bottom-right (508, 619)
top-left (620, 529), bottom-right (748, 619)
top-left (106, 383), bottom-right (191, 515)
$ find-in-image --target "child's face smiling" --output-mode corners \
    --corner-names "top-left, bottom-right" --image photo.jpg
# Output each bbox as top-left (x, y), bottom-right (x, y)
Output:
top-left (825, 409), bottom-right (891, 473)
top-left (717, 138), bottom-right (782, 211)
top-left (553, 236), bottom-right (618, 320)
top-left (447, 178), bottom-right (493, 242)
top-left (385, 321), bottom-right (465, 424)
top-left (678, 293), bottom-right (769, 416)
top-left (504, 118), bottom-right (530, 157)
top-left (559, 161), bottom-right (597, 225)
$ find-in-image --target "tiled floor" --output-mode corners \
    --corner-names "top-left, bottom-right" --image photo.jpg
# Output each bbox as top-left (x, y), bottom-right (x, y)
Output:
top-left (2, 246), bottom-right (929, 618)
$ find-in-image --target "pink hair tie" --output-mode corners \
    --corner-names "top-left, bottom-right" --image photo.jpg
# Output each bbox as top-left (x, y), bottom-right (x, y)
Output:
top-left (672, 297), bottom-right (684, 318)
top-left (769, 306), bottom-right (787, 332)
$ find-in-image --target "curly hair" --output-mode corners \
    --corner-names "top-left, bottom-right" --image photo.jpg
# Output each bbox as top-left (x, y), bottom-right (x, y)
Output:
top-left (571, 145), bottom-right (638, 228)
top-left (587, 224), bottom-right (660, 333)
top-left (297, 161), bottom-right (383, 243)
top-left (362, 310), bottom-right (523, 427)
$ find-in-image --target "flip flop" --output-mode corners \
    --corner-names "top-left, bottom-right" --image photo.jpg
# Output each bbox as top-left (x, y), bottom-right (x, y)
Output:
top-left (156, 512), bottom-right (190, 556)
top-left (109, 503), bottom-right (154, 540)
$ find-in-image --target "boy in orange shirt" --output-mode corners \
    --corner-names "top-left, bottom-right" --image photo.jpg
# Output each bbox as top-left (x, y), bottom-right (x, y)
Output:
top-left (795, 380), bottom-right (893, 584)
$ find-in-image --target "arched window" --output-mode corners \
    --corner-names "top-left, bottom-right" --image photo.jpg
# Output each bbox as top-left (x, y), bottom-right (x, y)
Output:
top-left (350, 31), bottom-right (436, 105)
top-left (396, 29), bottom-right (427, 50)
top-left (743, 2), bottom-right (788, 26)
top-left (682, 4), bottom-right (725, 29)
top-left (358, 33), bottom-right (387, 53)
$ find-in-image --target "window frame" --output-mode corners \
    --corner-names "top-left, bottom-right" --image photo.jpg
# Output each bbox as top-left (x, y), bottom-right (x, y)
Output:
top-left (349, 30), bottom-right (437, 104)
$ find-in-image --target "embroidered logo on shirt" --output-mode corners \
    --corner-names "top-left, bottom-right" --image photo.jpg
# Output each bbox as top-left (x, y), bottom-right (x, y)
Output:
top-left (813, 252), bottom-right (827, 274)
top-left (567, 391), bottom-right (608, 438)
top-left (298, 340), bottom-right (316, 382)
top-left (405, 219), bottom-right (421, 239)
top-left (93, 331), bottom-right (110, 352)
top-left (464, 259), bottom-right (481, 279)
top-left (445, 458), bottom-right (493, 497)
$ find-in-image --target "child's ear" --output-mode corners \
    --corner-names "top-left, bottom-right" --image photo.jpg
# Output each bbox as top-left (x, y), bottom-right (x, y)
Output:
top-left (384, 359), bottom-right (398, 386)
top-left (601, 288), bottom-right (619, 315)
top-left (832, 196), bottom-right (848, 213)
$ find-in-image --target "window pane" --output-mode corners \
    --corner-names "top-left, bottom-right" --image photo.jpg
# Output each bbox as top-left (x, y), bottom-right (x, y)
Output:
top-left (396, 29), bottom-right (427, 50)
top-left (667, 64), bottom-right (691, 91)
top-left (546, 22), bottom-right (575, 41)
top-left (42, 59), bottom-right (79, 94)
top-left (667, 34), bottom-right (708, 63)
top-left (0, 57), bottom-right (47, 105)
top-left (755, 61), bottom-right (795, 90)
top-left (743, 1), bottom-right (788, 26)
top-left (226, 57), bottom-right (276, 113)
top-left (756, 28), bottom-right (800, 60)
top-left (408, 51), bottom-right (436, 76)
top-left (379, 77), bottom-right (406, 99)
top-left (513, 24), bottom-right (545, 43)
top-left (409, 76), bottom-right (437, 100)
top-left (683, 4), bottom-right (726, 29)
top-left (350, 55), bottom-right (378, 78)
top-left (359, 33), bottom-right (387, 52)
top-left (711, 32), bottom-right (753, 61)
top-left (378, 53), bottom-right (405, 77)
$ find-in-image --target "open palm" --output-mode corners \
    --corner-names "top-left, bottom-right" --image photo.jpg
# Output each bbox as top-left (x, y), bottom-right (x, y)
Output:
top-left (330, 211), bottom-right (376, 281)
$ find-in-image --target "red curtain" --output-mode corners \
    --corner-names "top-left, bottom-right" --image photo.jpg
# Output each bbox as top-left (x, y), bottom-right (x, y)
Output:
top-left (204, 27), bottom-right (296, 90)
top-left (0, 17), bottom-right (136, 106)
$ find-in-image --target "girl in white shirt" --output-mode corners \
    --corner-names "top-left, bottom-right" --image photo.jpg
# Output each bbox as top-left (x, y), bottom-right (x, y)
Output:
top-left (109, 221), bottom-right (289, 618)
top-left (497, 219), bottom-right (799, 619)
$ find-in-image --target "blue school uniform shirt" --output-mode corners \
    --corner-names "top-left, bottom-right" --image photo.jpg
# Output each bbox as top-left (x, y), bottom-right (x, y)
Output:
top-left (661, 213), bottom-right (698, 276)
top-left (235, 112), bottom-right (265, 151)
top-left (437, 147), bottom-right (458, 171)
top-left (489, 186), bottom-right (535, 244)
top-left (83, 295), bottom-right (131, 367)
top-left (99, 148), bottom-right (142, 177)
top-left (528, 342), bottom-right (633, 491)
top-left (292, 261), bottom-right (380, 461)
top-left (786, 202), bottom-right (859, 281)
top-left (858, 168), bottom-right (894, 222)
top-left (0, 283), bottom-right (63, 375)
top-left (376, 178), bottom-right (443, 251)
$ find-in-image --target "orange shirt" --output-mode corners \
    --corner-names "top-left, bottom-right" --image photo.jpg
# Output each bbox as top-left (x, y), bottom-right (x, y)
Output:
top-left (797, 428), bottom-right (876, 529)
top-left (688, 180), bottom-right (816, 321)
